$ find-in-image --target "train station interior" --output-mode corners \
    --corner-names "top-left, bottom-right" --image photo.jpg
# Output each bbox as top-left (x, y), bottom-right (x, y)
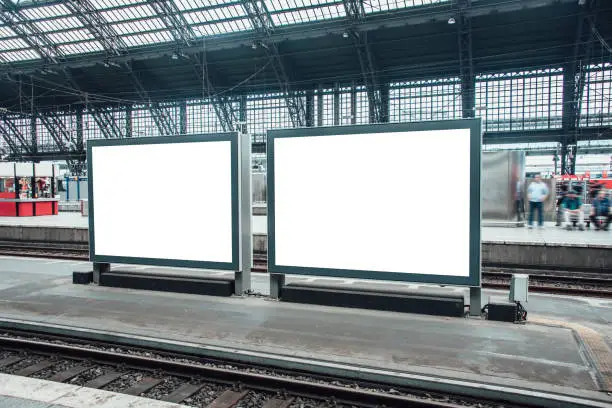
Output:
top-left (0, 0), bottom-right (611, 407)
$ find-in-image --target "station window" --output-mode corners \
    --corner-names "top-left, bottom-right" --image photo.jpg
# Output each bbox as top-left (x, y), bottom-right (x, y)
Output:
top-left (580, 63), bottom-right (612, 128)
top-left (389, 77), bottom-right (462, 123)
top-left (475, 68), bottom-right (563, 132)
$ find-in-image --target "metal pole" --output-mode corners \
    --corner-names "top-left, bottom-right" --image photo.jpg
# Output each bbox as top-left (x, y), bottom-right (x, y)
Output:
top-left (469, 286), bottom-right (482, 317)
top-left (93, 262), bottom-right (110, 285)
top-left (235, 130), bottom-right (252, 295)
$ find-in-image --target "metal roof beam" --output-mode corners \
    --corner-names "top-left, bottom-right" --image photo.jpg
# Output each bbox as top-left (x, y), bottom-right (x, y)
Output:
top-left (242, 0), bottom-right (307, 127)
top-left (0, 115), bottom-right (33, 153)
top-left (124, 61), bottom-right (179, 135)
top-left (63, 0), bottom-right (126, 56)
top-left (343, 0), bottom-right (385, 123)
top-left (39, 114), bottom-right (71, 153)
top-left (0, 0), bottom-right (62, 63)
top-left (89, 108), bottom-right (126, 138)
top-left (457, 0), bottom-right (475, 119)
top-left (61, 68), bottom-right (126, 139)
top-left (0, 0), bottom-right (581, 76)
top-left (190, 54), bottom-right (236, 131)
top-left (561, 0), bottom-right (599, 174)
top-left (146, 0), bottom-right (196, 46)
top-left (0, 121), bottom-right (21, 157)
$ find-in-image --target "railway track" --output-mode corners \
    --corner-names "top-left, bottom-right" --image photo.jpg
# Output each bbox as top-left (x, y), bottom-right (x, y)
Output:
top-left (0, 241), bottom-right (610, 298)
top-left (0, 329), bottom-right (516, 408)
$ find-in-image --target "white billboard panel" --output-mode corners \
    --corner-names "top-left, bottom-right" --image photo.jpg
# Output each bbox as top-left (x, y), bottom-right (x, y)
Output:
top-left (89, 135), bottom-right (239, 269)
top-left (268, 121), bottom-right (481, 285)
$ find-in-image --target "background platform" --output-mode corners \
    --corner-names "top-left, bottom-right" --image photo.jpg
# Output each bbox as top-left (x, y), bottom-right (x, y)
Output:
top-left (0, 255), bottom-right (611, 402)
top-left (0, 213), bottom-right (609, 270)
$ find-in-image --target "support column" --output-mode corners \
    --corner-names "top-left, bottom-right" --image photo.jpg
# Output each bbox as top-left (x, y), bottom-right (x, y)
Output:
top-left (235, 131), bottom-right (252, 295)
top-left (305, 90), bottom-right (315, 127)
top-left (239, 95), bottom-right (247, 123)
top-left (469, 286), bottom-right (481, 317)
top-left (317, 85), bottom-right (323, 126)
top-left (561, 66), bottom-right (576, 175)
top-left (333, 83), bottom-right (340, 126)
top-left (350, 84), bottom-right (357, 125)
top-left (179, 100), bottom-right (187, 135)
top-left (30, 112), bottom-right (37, 155)
top-left (76, 108), bottom-right (84, 150)
top-left (125, 105), bottom-right (133, 138)
top-left (380, 83), bottom-right (390, 123)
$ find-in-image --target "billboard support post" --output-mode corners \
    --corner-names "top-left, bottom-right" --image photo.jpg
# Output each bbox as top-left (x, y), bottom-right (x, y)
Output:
top-left (93, 262), bottom-right (110, 284)
top-left (235, 131), bottom-right (252, 295)
top-left (270, 273), bottom-right (285, 299)
top-left (470, 286), bottom-right (481, 317)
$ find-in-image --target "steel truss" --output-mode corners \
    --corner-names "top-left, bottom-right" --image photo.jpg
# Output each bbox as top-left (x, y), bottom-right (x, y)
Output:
top-left (561, 0), bottom-right (599, 175)
top-left (242, 0), bottom-right (307, 127)
top-left (343, 0), bottom-right (387, 123)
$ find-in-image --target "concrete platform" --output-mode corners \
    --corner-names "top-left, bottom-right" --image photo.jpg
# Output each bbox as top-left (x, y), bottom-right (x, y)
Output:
top-left (1, 213), bottom-right (609, 270)
top-left (0, 255), bottom-right (611, 405)
top-left (0, 373), bottom-right (187, 407)
top-left (1, 212), bottom-right (609, 246)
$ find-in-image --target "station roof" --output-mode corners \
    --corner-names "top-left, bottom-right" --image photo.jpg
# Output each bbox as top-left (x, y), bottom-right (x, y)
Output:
top-left (0, 0), bottom-right (610, 109)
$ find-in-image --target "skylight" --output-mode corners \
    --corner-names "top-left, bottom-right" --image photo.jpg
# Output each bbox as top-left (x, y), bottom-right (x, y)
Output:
top-left (363, 0), bottom-right (448, 14)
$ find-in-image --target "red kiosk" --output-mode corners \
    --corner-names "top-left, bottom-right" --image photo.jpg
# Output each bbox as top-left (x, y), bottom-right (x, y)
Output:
top-left (0, 162), bottom-right (59, 217)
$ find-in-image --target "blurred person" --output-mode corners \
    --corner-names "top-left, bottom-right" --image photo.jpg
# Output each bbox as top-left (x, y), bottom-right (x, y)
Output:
top-left (562, 190), bottom-right (585, 231)
top-left (555, 184), bottom-right (567, 227)
top-left (527, 174), bottom-right (549, 229)
top-left (589, 189), bottom-right (611, 231)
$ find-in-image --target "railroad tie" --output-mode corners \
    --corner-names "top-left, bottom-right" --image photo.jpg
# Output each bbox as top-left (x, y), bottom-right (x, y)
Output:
top-left (0, 356), bottom-right (24, 368)
top-left (122, 376), bottom-right (163, 396)
top-left (82, 371), bottom-right (123, 389)
top-left (206, 390), bottom-right (248, 408)
top-left (262, 397), bottom-right (295, 408)
top-left (161, 383), bottom-right (204, 403)
top-left (49, 365), bottom-right (90, 382)
top-left (15, 360), bottom-right (56, 376)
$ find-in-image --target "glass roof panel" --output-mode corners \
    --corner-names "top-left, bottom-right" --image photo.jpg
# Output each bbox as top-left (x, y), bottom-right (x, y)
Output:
top-left (46, 29), bottom-right (95, 44)
top-left (88, 0), bottom-right (145, 10)
top-left (2, 49), bottom-right (40, 62)
top-left (270, 4), bottom-right (345, 26)
top-left (191, 18), bottom-right (252, 36)
top-left (182, 4), bottom-right (248, 24)
top-left (112, 18), bottom-right (167, 35)
top-left (0, 26), bottom-right (17, 38)
top-left (20, 4), bottom-right (71, 19)
top-left (122, 30), bottom-right (174, 46)
top-left (33, 17), bottom-right (84, 32)
top-left (363, 0), bottom-right (448, 14)
top-left (265, 0), bottom-right (341, 12)
top-left (58, 41), bottom-right (105, 55)
top-left (172, 0), bottom-right (239, 10)
top-left (100, 4), bottom-right (157, 22)
top-left (0, 38), bottom-right (30, 51)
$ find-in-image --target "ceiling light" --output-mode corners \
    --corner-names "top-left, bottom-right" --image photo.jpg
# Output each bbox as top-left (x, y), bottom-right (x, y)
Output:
top-left (448, 17), bottom-right (456, 24)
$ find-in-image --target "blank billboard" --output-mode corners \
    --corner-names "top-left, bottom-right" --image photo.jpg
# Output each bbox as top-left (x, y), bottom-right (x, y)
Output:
top-left (88, 134), bottom-right (239, 270)
top-left (268, 120), bottom-right (481, 286)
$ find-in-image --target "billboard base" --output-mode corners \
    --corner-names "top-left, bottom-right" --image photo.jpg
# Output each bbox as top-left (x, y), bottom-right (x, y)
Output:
top-left (276, 279), bottom-right (466, 317)
top-left (99, 271), bottom-right (234, 297)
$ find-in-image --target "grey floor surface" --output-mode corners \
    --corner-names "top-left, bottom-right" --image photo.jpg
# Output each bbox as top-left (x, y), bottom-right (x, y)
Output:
top-left (0, 255), bottom-right (610, 396)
